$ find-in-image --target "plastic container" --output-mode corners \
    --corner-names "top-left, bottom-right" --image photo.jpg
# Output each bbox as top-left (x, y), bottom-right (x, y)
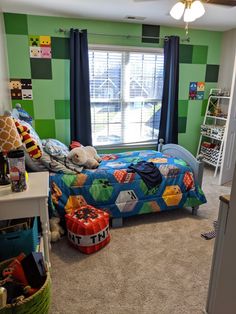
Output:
top-left (7, 150), bottom-right (27, 192)
top-left (0, 217), bottom-right (38, 262)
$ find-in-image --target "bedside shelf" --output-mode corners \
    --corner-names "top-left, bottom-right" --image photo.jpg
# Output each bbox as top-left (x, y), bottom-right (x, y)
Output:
top-left (206, 115), bottom-right (227, 121)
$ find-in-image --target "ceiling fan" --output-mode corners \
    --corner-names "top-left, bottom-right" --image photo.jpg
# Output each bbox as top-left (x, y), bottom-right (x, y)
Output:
top-left (134, 0), bottom-right (235, 36)
top-left (134, 0), bottom-right (236, 5)
top-left (134, 0), bottom-right (236, 23)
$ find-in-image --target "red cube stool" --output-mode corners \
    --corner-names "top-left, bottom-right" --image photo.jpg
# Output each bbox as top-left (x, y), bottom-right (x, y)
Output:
top-left (65, 205), bottom-right (110, 254)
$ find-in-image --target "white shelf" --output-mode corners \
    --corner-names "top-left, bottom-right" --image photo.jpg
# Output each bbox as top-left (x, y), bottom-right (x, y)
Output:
top-left (209, 95), bottom-right (230, 99)
top-left (201, 133), bottom-right (223, 141)
top-left (206, 115), bottom-right (227, 121)
top-left (197, 88), bottom-right (229, 178)
top-left (202, 158), bottom-right (222, 167)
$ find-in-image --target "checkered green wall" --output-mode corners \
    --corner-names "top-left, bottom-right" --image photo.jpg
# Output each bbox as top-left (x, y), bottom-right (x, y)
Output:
top-left (178, 44), bottom-right (220, 154)
top-left (4, 13), bottom-right (222, 154)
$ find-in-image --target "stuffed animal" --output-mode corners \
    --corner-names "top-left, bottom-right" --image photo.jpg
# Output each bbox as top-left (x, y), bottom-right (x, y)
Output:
top-left (67, 146), bottom-right (102, 169)
top-left (49, 217), bottom-right (64, 242)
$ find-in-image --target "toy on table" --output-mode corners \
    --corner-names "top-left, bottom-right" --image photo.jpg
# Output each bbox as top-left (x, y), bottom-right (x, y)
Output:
top-left (7, 149), bottom-right (27, 192)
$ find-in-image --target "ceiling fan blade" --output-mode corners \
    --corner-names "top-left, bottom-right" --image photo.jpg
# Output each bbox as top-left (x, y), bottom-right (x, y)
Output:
top-left (133, 0), bottom-right (159, 2)
top-left (205, 0), bottom-right (236, 6)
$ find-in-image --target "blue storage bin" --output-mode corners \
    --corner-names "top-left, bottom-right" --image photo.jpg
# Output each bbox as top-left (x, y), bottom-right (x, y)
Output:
top-left (0, 217), bottom-right (38, 261)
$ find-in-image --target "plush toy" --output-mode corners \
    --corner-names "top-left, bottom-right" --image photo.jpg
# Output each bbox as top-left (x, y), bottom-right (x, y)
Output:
top-left (67, 146), bottom-right (102, 169)
top-left (49, 217), bottom-right (64, 242)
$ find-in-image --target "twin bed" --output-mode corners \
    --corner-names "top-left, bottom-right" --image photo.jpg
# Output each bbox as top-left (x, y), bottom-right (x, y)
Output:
top-left (49, 141), bottom-right (206, 227)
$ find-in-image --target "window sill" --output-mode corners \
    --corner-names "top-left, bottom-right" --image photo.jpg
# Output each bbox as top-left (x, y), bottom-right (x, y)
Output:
top-left (95, 141), bottom-right (157, 152)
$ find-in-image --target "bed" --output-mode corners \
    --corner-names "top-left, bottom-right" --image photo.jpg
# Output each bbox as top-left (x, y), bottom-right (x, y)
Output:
top-left (49, 141), bottom-right (206, 227)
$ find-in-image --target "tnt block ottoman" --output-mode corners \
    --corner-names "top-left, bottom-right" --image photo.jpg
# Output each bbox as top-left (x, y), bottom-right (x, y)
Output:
top-left (65, 205), bottom-right (110, 254)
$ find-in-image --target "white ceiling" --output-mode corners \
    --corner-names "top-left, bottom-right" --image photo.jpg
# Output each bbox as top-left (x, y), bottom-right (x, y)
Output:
top-left (0, 0), bottom-right (236, 31)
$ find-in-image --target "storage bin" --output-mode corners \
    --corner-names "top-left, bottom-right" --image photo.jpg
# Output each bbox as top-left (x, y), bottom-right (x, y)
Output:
top-left (200, 124), bottom-right (225, 140)
top-left (0, 258), bottom-right (51, 314)
top-left (200, 146), bottom-right (223, 165)
top-left (0, 217), bottom-right (38, 261)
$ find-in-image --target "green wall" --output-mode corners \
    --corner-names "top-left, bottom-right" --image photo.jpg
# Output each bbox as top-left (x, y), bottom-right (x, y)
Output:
top-left (4, 13), bottom-right (222, 155)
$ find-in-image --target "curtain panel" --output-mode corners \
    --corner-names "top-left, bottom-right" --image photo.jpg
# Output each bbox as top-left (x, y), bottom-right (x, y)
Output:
top-left (158, 36), bottom-right (179, 145)
top-left (70, 28), bottom-right (92, 146)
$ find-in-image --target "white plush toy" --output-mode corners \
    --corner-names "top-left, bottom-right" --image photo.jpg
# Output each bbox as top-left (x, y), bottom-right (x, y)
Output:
top-left (67, 146), bottom-right (102, 169)
top-left (49, 217), bottom-right (65, 242)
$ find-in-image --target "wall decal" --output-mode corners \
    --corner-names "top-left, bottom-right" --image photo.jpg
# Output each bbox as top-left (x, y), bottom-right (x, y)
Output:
top-left (21, 79), bottom-right (32, 90)
top-left (9, 79), bottom-right (33, 100)
top-left (189, 81), bottom-right (205, 100)
top-left (11, 89), bottom-right (22, 100)
top-left (29, 35), bottom-right (40, 47)
top-left (41, 47), bottom-right (52, 59)
top-left (40, 36), bottom-right (51, 47)
top-left (9, 79), bottom-right (21, 90)
top-left (29, 35), bottom-right (51, 59)
top-left (22, 89), bottom-right (33, 100)
top-left (29, 46), bottom-right (41, 58)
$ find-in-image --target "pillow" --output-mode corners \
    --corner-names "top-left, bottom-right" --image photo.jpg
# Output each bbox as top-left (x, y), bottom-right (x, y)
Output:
top-left (42, 138), bottom-right (69, 157)
top-left (12, 107), bottom-right (33, 125)
top-left (14, 119), bottom-right (42, 159)
top-left (24, 151), bottom-right (48, 172)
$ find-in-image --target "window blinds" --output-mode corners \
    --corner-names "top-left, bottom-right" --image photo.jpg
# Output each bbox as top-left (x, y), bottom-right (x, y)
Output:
top-left (89, 49), bottom-right (164, 146)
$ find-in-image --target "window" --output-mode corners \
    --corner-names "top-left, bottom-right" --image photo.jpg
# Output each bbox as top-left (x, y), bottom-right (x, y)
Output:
top-left (89, 47), bottom-right (164, 146)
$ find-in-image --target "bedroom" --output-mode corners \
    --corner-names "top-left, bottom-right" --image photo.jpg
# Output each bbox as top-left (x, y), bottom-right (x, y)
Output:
top-left (0, 0), bottom-right (236, 313)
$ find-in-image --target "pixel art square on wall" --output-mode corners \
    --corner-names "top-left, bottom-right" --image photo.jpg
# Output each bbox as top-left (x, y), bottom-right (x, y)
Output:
top-left (189, 81), bottom-right (205, 100)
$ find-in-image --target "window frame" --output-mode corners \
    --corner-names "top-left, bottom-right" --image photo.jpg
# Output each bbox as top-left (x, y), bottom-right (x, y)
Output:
top-left (88, 44), bottom-right (164, 150)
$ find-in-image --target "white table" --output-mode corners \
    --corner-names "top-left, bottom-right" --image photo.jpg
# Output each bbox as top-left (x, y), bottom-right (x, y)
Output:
top-left (0, 172), bottom-right (51, 266)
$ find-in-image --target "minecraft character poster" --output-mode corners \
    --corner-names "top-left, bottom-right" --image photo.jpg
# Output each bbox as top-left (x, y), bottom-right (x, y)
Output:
top-left (189, 81), bottom-right (205, 100)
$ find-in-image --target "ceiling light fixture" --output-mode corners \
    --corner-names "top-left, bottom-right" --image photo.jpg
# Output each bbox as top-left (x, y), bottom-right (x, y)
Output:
top-left (170, 0), bottom-right (205, 23)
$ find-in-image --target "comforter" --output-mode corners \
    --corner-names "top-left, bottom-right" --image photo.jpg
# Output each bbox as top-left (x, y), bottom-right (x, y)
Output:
top-left (49, 150), bottom-right (206, 219)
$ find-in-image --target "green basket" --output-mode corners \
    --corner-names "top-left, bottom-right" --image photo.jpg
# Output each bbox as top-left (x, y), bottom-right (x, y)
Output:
top-left (0, 258), bottom-right (51, 314)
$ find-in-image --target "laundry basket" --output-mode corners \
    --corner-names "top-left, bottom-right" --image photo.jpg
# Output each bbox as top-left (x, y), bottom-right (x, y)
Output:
top-left (0, 258), bottom-right (51, 314)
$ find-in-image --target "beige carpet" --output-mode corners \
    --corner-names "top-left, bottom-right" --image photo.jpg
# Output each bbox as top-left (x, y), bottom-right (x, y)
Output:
top-left (50, 167), bottom-right (231, 314)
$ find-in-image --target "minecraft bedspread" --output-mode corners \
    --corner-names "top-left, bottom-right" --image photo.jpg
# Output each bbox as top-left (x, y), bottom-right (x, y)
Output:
top-left (49, 150), bottom-right (206, 219)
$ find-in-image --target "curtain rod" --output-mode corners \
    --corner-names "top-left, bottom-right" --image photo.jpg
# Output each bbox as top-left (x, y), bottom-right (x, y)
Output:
top-left (58, 28), bottom-right (190, 42)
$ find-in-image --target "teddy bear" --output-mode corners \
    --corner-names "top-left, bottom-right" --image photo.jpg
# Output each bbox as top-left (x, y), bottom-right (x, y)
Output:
top-left (67, 146), bottom-right (102, 169)
top-left (49, 217), bottom-right (65, 242)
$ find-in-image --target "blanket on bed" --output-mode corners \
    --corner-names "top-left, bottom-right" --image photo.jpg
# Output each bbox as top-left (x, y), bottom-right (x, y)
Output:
top-left (49, 150), bottom-right (207, 219)
top-left (39, 139), bottom-right (83, 174)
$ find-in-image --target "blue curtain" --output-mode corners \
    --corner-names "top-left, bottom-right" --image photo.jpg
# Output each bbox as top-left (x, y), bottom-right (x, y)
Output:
top-left (70, 29), bottom-right (92, 146)
top-left (158, 36), bottom-right (179, 145)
